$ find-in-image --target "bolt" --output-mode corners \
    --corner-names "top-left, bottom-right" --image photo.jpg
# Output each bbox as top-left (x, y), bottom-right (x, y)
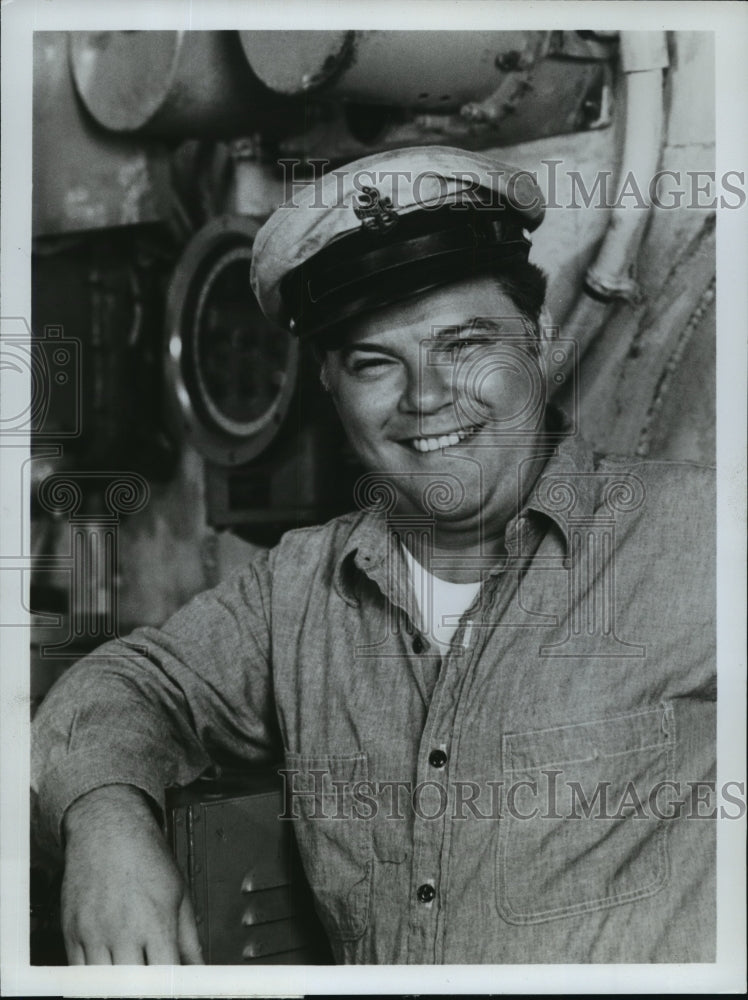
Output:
top-left (460, 102), bottom-right (493, 123)
top-left (495, 50), bottom-right (522, 72)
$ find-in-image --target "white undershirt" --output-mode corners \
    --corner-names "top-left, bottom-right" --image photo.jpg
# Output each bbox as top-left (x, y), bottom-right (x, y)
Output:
top-left (402, 544), bottom-right (482, 651)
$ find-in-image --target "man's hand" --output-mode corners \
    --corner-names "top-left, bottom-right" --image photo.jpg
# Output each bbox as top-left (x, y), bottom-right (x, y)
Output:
top-left (61, 784), bottom-right (204, 965)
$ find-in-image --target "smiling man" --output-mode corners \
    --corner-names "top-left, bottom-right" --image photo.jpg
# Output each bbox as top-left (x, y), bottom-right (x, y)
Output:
top-left (31, 146), bottom-right (716, 965)
top-left (317, 281), bottom-right (550, 580)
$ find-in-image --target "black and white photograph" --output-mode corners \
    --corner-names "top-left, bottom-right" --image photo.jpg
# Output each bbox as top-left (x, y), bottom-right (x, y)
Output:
top-left (1, 1), bottom-right (746, 995)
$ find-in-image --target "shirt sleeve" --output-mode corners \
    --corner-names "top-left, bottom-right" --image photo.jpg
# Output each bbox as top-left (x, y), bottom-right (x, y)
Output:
top-left (31, 549), bottom-right (279, 851)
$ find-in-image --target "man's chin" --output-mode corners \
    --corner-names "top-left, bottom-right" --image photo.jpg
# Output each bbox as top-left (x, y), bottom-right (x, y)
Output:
top-left (353, 453), bottom-right (494, 522)
top-left (393, 495), bottom-right (488, 528)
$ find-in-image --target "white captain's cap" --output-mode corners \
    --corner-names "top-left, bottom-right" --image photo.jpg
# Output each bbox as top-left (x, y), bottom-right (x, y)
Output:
top-left (250, 145), bottom-right (545, 343)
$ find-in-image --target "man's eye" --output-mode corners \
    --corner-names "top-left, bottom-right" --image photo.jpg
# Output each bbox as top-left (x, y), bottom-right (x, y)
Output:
top-left (433, 339), bottom-right (488, 358)
top-left (454, 338), bottom-right (492, 350)
top-left (350, 356), bottom-right (395, 375)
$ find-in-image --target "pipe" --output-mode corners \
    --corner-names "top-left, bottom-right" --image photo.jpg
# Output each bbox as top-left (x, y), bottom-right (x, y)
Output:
top-left (585, 32), bottom-right (669, 300)
top-left (69, 31), bottom-right (292, 139)
top-left (555, 32), bottom-right (669, 373)
top-left (238, 30), bottom-right (548, 111)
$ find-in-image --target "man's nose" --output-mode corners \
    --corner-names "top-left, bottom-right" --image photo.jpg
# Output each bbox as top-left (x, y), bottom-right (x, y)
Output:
top-left (398, 351), bottom-right (454, 415)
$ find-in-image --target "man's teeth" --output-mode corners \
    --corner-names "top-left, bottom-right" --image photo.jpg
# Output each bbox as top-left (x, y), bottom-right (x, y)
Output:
top-left (411, 426), bottom-right (480, 452)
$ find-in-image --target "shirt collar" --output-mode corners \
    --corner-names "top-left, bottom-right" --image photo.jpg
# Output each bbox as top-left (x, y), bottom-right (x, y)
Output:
top-left (333, 408), bottom-right (596, 607)
top-left (520, 411), bottom-right (597, 541)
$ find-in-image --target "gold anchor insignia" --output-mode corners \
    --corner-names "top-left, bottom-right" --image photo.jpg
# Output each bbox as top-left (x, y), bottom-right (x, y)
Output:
top-left (353, 185), bottom-right (399, 233)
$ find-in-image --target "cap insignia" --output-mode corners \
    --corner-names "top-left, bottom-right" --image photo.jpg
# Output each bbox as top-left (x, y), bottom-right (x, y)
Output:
top-left (353, 185), bottom-right (399, 234)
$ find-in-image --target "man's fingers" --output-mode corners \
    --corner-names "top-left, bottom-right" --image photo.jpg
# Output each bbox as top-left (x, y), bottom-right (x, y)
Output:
top-left (65, 940), bottom-right (86, 965)
top-left (177, 894), bottom-right (205, 964)
top-left (111, 943), bottom-right (147, 965)
top-left (81, 943), bottom-right (113, 965)
top-left (144, 933), bottom-right (181, 966)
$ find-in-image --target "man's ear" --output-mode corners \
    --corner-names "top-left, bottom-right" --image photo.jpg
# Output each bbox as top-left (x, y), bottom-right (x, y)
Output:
top-left (312, 346), bottom-right (333, 393)
top-left (537, 305), bottom-right (558, 363)
top-left (536, 305), bottom-right (559, 404)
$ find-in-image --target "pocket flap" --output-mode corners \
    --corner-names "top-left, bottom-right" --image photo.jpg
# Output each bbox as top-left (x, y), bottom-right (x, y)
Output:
top-left (284, 751), bottom-right (367, 796)
top-left (504, 705), bottom-right (675, 773)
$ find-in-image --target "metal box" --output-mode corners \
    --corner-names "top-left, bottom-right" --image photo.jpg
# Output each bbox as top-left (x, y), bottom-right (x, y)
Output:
top-left (167, 770), bottom-right (332, 965)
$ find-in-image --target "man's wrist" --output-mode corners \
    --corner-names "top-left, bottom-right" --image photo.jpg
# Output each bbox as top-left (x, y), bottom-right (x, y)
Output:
top-left (63, 784), bottom-right (161, 842)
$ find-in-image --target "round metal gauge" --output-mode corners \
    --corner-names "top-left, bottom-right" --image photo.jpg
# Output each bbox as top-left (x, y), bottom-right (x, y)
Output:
top-left (165, 215), bottom-right (298, 466)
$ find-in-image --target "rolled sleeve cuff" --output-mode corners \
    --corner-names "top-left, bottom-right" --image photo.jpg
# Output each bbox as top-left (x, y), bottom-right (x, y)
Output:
top-left (37, 743), bottom-right (183, 851)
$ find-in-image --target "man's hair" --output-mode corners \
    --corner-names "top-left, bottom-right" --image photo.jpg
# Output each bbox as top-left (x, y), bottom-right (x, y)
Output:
top-left (317, 261), bottom-right (548, 391)
top-left (491, 261), bottom-right (548, 330)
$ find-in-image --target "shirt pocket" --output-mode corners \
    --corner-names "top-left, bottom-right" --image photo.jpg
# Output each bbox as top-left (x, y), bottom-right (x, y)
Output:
top-left (496, 703), bottom-right (676, 925)
top-left (283, 750), bottom-right (372, 942)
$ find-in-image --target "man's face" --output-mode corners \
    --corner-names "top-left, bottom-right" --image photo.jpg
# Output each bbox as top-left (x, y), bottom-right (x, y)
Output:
top-left (323, 275), bottom-right (550, 544)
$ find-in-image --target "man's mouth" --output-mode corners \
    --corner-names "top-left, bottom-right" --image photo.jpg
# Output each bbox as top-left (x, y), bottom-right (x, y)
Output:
top-left (407, 424), bottom-right (484, 453)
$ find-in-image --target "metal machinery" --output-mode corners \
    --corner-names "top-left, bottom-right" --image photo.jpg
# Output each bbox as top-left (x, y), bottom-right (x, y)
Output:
top-left (29, 29), bottom-right (716, 964)
top-left (58, 28), bottom-right (621, 541)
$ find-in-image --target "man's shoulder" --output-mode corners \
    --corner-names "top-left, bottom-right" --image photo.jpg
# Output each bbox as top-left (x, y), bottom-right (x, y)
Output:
top-left (584, 452), bottom-right (715, 568)
top-left (592, 451), bottom-right (715, 507)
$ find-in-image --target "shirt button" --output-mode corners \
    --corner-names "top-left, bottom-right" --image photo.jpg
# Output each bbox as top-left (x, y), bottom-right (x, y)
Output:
top-left (412, 635), bottom-right (426, 654)
top-left (417, 883), bottom-right (436, 903)
top-left (428, 749), bottom-right (447, 768)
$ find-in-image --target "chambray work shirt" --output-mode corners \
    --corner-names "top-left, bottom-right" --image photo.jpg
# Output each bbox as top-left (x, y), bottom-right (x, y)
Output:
top-left (32, 429), bottom-right (716, 964)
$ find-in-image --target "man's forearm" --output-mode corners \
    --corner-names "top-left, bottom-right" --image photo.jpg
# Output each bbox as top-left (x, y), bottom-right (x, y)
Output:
top-left (62, 784), bottom-right (163, 845)
top-left (32, 565), bottom-right (276, 853)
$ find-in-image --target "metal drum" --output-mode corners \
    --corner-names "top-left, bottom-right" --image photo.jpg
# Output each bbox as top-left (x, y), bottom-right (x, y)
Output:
top-left (238, 29), bottom-right (549, 110)
top-left (69, 30), bottom-right (274, 138)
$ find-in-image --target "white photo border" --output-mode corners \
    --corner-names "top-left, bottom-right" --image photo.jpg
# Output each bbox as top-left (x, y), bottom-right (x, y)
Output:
top-left (1, 1), bottom-right (745, 995)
